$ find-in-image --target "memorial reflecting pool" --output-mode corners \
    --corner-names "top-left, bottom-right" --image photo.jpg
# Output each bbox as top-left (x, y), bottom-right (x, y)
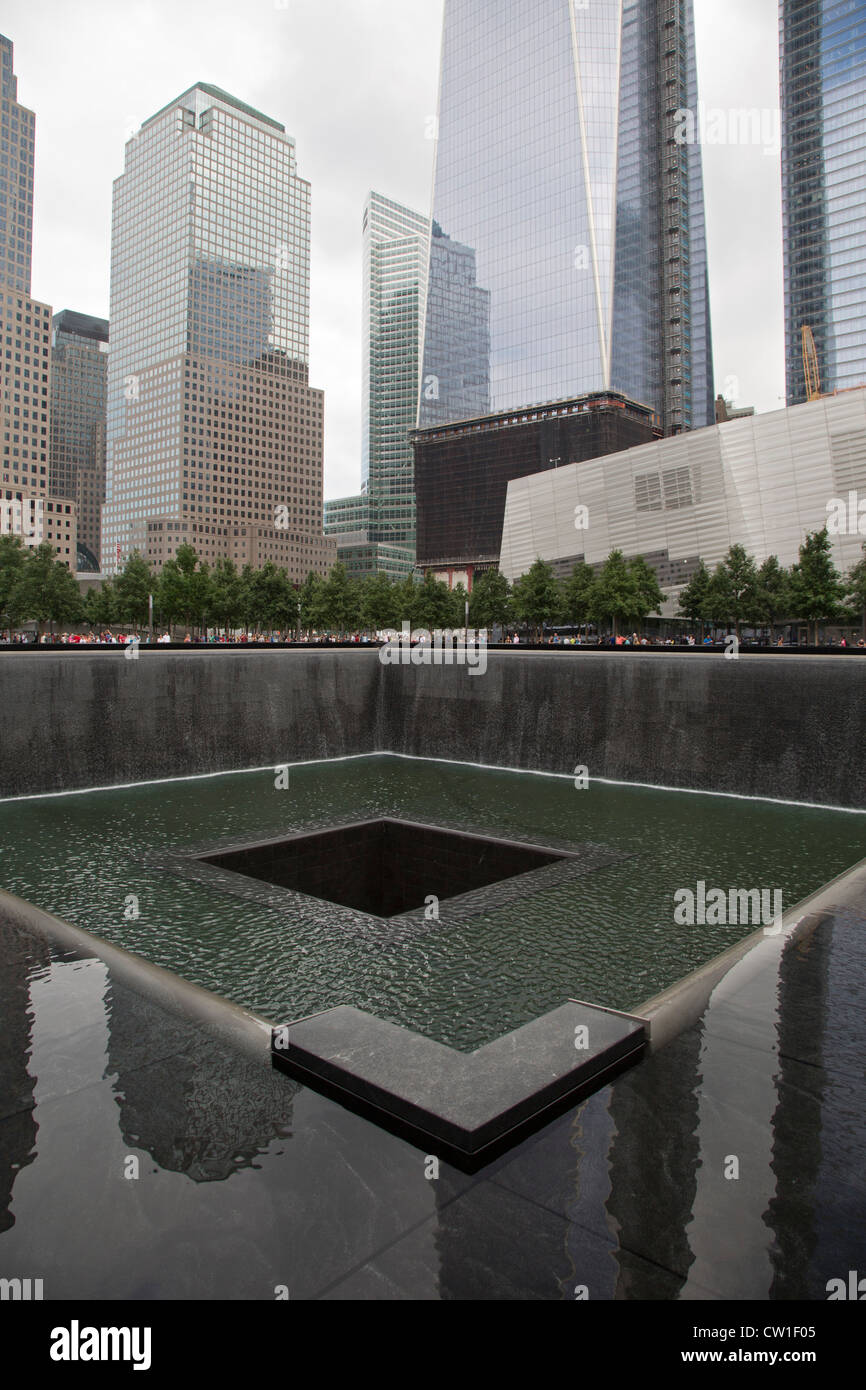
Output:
top-left (1, 755), bottom-right (863, 1050)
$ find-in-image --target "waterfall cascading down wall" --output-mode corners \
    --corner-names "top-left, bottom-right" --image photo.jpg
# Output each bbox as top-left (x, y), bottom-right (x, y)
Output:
top-left (1, 650), bottom-right (864, 809)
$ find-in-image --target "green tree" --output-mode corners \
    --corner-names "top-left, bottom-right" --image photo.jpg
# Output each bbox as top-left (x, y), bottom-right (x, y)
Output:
top-left (114, 551), bottom-right (154, 628)
top-left (321, 561), bottom-right (360, 636)
top-left (845, 547), bottom-right (866, 638)
top-left (247, 561), bottom-right (297, 634)
top-left (236, 564), bottom-right (258, 636)
top-left (298, 570), bottom-right (328, 635)
top-left (468, 567), bottom-right (511, 634)
top-left (156, 543), bottom-right (203, 635)
top-left (450, 581), bottom-right (469, 629)
top-left (590, 550), bottom-right (636, 638)
top-left (510, 558), bottom-right (561, 641)
top-left (83, 580), bottom-right (119, 631)
top-left (209, 557), bottom-right (245, 633)
top-left (706, 545), bottom-right (761, 637)
top-left (8, 543), bottom-right (83, 637)
top-left (0, 533), bottom-right (27, 628)
top-left (627, 555), bottom-right (664, 627)
top-left (755, 556), bottom-right (791, 639)
top-left (360, 571), bottom-right (399, 632)
top-left (391, 574), bottom-right (420, 630)
top-left (559, 561), bottom-right (597, 632)
top-left (789, 528), bottom-right (845, 644)
top-left (412, 571), bottom-right (456, 631)
top-left (677, 560), bottom-right (712, 639)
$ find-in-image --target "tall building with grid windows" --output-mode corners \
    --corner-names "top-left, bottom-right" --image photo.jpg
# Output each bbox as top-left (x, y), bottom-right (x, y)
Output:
top-left (101, 83), bottom-right (335, 579)
top-left (418, 0), bottom-right (714, 438)
top-left (781, 0), bottom-right (866, 405)
top-left (412, 0), bottom-right (713, 583)
top-left (50, 311), bottom-right (109, 570)
top-left (0, 34), bottom-right (77, 570)
top-left (325, 192), bottom-right (428, 579)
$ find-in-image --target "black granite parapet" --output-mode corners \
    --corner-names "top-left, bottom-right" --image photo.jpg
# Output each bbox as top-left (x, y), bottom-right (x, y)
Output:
top-left (2, 649), bottom-right (865, 808)
top-left (271, 1000), bottom-right (646, 1170)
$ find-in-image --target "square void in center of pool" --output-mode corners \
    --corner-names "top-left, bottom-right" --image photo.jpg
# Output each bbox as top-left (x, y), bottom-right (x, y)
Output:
top-left (199, 818), bottom-right (572, 918)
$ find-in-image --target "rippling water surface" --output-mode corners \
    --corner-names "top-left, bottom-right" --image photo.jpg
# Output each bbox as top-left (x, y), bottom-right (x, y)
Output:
top-left (1, 756), bottom-right (863, 1049)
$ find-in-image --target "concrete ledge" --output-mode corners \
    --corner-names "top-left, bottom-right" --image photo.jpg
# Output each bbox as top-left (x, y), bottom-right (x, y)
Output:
top-left (0, 887), bottom-right (272, 1064)
top-left (271, 1000), bottom-right (645, 1168)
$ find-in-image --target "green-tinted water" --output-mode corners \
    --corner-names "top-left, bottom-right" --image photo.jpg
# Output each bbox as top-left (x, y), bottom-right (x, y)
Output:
top-left (1, 755), bottom-right (863, 1049)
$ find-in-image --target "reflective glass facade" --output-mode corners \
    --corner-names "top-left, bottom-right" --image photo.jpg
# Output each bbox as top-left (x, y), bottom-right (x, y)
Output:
top-left (419, 0), bottom-right (714, 436)
top-left (362, 192), bottom-right (429, 540)
top-left (0, 34), bottom-right (33, 294)
top-left (325, 193), bottom-right (427, 578)
top-left (103, 83), bottom-right (334, 579)
top-left (50, 311), bottom-right (109, 567)
top-left (0, 34), bottom-right (77, 569)
top-left (781, 0), bottom-right (866, 404)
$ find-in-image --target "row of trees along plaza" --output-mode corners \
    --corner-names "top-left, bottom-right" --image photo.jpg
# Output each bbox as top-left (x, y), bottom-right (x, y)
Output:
top-left (1, 528), bottom-right (865, 644)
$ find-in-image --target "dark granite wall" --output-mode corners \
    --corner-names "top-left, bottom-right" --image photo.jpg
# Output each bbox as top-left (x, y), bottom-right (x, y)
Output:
top-left (2, 649), bottom-right (864, 808)
top-left (376, 652), bottom-right (866, 809)
top-left (0, 650), bottom-right (380, 798)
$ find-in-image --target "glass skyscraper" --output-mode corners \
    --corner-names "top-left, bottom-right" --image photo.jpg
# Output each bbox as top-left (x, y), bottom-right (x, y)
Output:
top-left (50, 310), bottom-right (109, 569)
top-left (418, 0), bottom-right (715, 437)
top-left (325, 191), bottom-right (428, 577)
top-left (0, 34), bottom-right (32, 295)
top-left (781, 0), bottom-right (866, 404)
top-left (102, 83), bottom-right (334, 579)
top-left (1, 34), bottom-right (77, 569)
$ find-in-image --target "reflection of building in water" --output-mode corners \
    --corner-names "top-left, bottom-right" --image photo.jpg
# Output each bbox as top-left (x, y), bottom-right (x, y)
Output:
top-left (418, 224), bottom-right (490, 431)
top-left (106, 985), bottom-right (296, 1182)
top-left (769, 921), bottom-right (831, 1298)
top-left (0, 918), bottom-right (50, 1233)
top-left (604, 1030), bottom-right (701, 1296)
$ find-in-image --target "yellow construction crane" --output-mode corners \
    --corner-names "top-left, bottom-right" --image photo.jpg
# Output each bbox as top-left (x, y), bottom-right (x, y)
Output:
top-left (801, 324), bottom-right (821, 401)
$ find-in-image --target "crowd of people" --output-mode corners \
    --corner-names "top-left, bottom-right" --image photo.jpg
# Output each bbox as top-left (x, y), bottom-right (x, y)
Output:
top-left (3, 627), bottom-right (865, 648)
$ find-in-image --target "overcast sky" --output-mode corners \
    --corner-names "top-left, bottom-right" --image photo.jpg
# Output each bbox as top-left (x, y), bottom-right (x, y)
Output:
top-left (4, 0), bottom-right (785, 499)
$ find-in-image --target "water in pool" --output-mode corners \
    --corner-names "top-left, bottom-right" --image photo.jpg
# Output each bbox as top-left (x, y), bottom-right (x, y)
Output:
top-left (1, 755), bottom-right (863, 1050)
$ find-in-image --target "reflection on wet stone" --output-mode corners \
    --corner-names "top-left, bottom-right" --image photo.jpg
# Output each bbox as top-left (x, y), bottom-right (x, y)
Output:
top-left (105, 979), bottom-right (296, 1182)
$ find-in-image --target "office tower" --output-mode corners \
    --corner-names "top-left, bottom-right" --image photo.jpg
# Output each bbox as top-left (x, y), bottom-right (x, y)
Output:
top-left (325, 192), bottom-right (428, 578)
top-left (781, 0), bottom-right (866, 405)
top-left (413, 0), bottom-right (713, 582)
top-left (418, 0), bottom-right (715, 438)
top-left (101, 83), bottom-right (336, 579)
top-left (0, 35), bottom-right (76, 569)
top-left (50, 311), bottom-right (109, 569)
top-left (0, 34), bottom-right (32, 295)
